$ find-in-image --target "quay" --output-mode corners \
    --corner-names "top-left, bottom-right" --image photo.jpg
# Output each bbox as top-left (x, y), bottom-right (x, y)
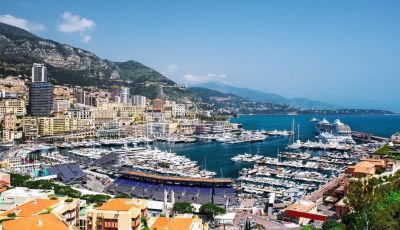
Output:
top-left (351, 131), bottom-right (389, 143)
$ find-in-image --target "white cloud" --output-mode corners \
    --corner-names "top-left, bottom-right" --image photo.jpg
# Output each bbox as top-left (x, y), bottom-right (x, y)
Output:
top-left (57, 12), bottom-right (95, 43)
top-left (0, 14), bottom-right (45, 32)
top-left (183, 73), bottom-right (227, 83)
top-left (58, 12), bottom-right (95, 33)
top-left (82, 35), bottom-right (91, 43)
top-left (167, 64), bottom-right (179, 73)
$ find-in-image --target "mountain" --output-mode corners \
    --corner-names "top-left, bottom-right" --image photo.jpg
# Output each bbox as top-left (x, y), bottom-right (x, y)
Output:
top-left (0, 22), bottom-right (190, 101)
top-left (189, 87), bottom-right (297, 114)
top-left (196, 82), bottom-right (337, 109)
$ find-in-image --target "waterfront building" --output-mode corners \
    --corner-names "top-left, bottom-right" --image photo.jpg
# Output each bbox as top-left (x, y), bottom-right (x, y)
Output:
top-left (391, 132), bottom-right (400, 144)
top-left (86, 198), bottom-right (147, 230)
top-left (2, 129), bottom-right (22, 142)
top-left (0, 187), bottom-right (54, 211)
top-left (2, 113), bottom-right (16, 130)
top-left (52, 115), bottom-right (70, 134)
top-left (146, 122), bottom-right (177, 136)
top-left (31, 63), bottom-right (47, 83)
top-left (132, 95), bottom-right (146, 107)
top-left (22, 117), bottom-right (38, 139)
top-left (37, 117), bottom-right (54, 136)
top-left (29, 82), bottom-right (54, 116)
top-left (172, 103), bottom-right (186, 117)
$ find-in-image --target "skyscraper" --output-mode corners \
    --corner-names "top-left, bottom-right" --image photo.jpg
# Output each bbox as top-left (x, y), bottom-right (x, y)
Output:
top-left (31, 63), bottom-right (48, 83)
top-left (29, 64), bottom-right (53, 116)
top-left (29, 82), bottom-right (54, 116)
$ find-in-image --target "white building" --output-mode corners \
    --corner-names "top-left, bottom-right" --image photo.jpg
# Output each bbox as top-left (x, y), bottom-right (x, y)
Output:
top-left (0, 187), bottom-right (54, 211)
top-left (120, 87), bottom-right (130, 104)
top-left (132, 95), bottom-right (147, 107)
top-left (172, 104), bottom-right (186, 117)
top-left (53, 99), bottom-right (70, 113)
top-left (31, 63), bottom-right (47, 83)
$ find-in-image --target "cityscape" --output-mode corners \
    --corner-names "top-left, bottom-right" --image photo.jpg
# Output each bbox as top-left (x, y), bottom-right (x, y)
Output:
top-left (0, 1), bottom-right (399, 230)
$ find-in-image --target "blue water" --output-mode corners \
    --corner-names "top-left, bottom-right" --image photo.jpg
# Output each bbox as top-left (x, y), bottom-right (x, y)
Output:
top-left (155, 114), bottom-right (400, 178)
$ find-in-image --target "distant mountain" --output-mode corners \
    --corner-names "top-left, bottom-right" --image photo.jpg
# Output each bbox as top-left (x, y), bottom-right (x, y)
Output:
top-left (0, 22), bottom-right (190, 101)
top-left (196, 82), bottom-right (337, 109)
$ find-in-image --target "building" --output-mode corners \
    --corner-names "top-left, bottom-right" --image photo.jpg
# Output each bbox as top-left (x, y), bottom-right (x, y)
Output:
top-left (152, 99), bottom-right (164, 111)
top-left (22, 117), bottom-right (38, 139)
top-left (86, 198), bottom-right (147, 230)
top-left (2, 130), bottom-right (22, 142)
top-left (31, 63), bottom-right (47, 83)
top-left (172, 103), bottom-right (186, 117)
top-left (148, 215), bottom-right (207, 230)
top-left (29, 82), bottom-right (54, 116)
top-left (283, 200), bottom-right (327, 225)
top-left (2, 213), bottom-right (75, 230)
top-left (0, 197), bottom-right (80, 227)
top-left (120, 87), bottom-right (129, 104)
top-left (132, 95), bottom-right (146, 107)
top-left (2, 113), bottom-right (16, 130)
top-left (37, 117), bottom-right (53, 136)
top-left (0, 98), bottom-right (26, 119)
top-left (391, 132), bottom-right (400, 144)
top-left (347, 159), bottom-right (386, 178)
top-left (0, 187), bottom-right (54, 211)
top-left (53, 99), bottom-right (70, 113)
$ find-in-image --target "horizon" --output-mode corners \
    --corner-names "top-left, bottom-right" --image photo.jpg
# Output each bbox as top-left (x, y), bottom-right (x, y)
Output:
top-left (1, 0), bottom-right (399, 111)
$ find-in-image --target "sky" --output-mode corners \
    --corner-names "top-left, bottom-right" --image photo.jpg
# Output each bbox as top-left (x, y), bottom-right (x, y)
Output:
top-left (1, 0), bottom-right (400, 111)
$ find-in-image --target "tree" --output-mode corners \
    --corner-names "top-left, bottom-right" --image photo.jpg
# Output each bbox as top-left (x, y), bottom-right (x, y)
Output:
top-left (321, 219), bottom-right (342, 230)
top-left (172, 202), bottom-right (194, 214)
top-left (10, 173), bottom-right (30, 187)
top-left (199, 202), bottom-right (226, 218)
top-left (141, 216), bottom-right (149, 230)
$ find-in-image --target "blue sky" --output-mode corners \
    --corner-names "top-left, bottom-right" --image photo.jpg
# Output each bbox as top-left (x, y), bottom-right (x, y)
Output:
top-left (1, 0), bottom-right (400, 111)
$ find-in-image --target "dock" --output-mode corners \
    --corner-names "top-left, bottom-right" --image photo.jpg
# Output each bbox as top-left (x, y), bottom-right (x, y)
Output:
top-left (351, 131), bottom-right (388, 143)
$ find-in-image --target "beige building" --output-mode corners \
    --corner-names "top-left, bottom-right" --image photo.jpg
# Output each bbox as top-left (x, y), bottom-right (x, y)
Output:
top-left (86, 198), bottom-right (147, 230)
top-left (0, 99), bottom-right (26, 119)
top-left (22, 117), bottom-right (38, 139)
top-left (37, 117), bottom-right (54, 136)
top-left (2, 113), bottom-right (17, 130)
top-left (0, 197), bottom-right (80, 228)
top-left (2, 130), bottom-right (22, 142)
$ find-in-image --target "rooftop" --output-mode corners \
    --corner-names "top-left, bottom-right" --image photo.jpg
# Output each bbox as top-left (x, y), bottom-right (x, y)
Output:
top-left (286, 200), bottom-right (316, 213)
top-left (2, 213), bottom-right (70, 230)
top-left (97, 198), bottom-right (146, 212)
top-left (149, 217), bottom-right (196, 230)
top-left (1, 199), bottom-right (59, 217)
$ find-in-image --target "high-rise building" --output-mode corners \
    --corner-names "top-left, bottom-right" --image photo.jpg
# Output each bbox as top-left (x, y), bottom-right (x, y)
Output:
top-left (31, 63), bottom-right (47, 83)
top-left (133, 95), bottom-right (146, 107)
top-left (120, 87), bottom-right (129, 104)
top-left (29, 82), bottom-right (54, 116)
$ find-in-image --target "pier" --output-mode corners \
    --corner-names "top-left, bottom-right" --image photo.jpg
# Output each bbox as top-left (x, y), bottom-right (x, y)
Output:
top-left (351, 131), bottom-right (389, 143)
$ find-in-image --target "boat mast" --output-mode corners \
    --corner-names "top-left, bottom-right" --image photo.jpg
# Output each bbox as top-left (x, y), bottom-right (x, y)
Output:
top-left (291, 118), bottom-right (295, 144)
top-left (297, 124), bottom-right (300, 141)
